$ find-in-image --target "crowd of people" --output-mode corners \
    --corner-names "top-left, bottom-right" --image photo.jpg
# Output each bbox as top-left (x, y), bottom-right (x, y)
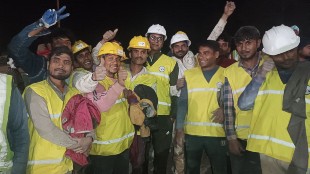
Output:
top-left (1, 1), bottom-right (310, 174)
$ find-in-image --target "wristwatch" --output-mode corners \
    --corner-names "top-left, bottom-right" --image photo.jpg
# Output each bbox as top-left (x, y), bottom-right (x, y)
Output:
top-left (37, 19), bottom-right (45, 28)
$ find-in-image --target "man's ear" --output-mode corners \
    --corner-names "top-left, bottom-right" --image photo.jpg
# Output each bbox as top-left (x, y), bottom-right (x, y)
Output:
top-left (257, 39), bottom-right (262, 49)
top-left (215, 51), bottom-right (220, 59)
top-left (128, 52), bottom-right (132, 59)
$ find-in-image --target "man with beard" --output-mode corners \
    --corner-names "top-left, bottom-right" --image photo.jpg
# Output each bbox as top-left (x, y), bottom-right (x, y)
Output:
top-left (216, 32), bottom-right (236, 68)
top-left (238, 25), bottom-right (310, 174)
top-left (223, 26), bottom-right (263, 174)
top-left (124, 36), bottom-right (158, 174)
top-left (24, 46), bottom-right (92, 173)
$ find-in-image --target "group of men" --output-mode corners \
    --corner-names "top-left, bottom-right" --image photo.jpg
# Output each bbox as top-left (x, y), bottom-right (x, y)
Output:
top-left (1, 1), bottom-right (310, 174)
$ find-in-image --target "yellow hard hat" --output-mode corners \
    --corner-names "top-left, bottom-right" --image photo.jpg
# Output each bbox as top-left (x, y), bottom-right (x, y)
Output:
top-left (98, 42), bottom-right (125, 58)
top-left (72, 40), bottom-right (91, 54)
top-left (127, 36), bottom-right (150, 51)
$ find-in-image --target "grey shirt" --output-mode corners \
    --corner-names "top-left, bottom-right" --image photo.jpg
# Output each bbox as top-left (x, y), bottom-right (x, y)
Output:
top-left (24, 78), bottom-right (78, 148)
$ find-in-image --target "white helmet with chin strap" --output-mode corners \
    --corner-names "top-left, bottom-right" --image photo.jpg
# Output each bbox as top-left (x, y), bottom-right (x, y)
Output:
top-left (145, 24), bottom-right (167, 41)
top-left (262, 24), bottom-right (300, 55)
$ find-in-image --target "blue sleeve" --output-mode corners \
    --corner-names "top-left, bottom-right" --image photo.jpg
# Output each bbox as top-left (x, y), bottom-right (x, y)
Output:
top-left (8, 86), bottom-right (29, 174)
top-left (176, 81), bottom-right (188, 129)
top-left (238, 74), bottom-right (266, 110)
top-left (7, 21), bottom-right (48, 83)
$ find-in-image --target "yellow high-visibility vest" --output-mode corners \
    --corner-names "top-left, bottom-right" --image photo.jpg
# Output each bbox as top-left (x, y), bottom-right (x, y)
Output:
top-left (184, 67), bottom-right (225, 137)
top-left (224, 62), bottom-right (254, 139)
top-left (26, 80), bottom-right (73, 174)
top-left (146, 54), bottom-right (176, 115)
top-left (247, 70), bottom-right (310, 167)
top-left (90, 77), bottom-right (134, 156)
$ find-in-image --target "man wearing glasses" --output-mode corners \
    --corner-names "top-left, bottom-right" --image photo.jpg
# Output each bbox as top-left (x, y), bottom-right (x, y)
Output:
top-left (145, 24), bottom-right (179, 174)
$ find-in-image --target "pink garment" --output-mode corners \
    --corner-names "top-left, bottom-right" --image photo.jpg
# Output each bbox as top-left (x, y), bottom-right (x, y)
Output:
top-left (85, 80), bottom-right (125, 112)
top-left (62, 94), bottom-right (101, 166)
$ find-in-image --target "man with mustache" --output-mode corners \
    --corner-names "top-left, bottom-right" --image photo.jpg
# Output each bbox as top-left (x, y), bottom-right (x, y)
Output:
top-left (238, 25), bottom-right (310, 174)
top-left (223, 26), bottom-right (263, 174)
top-left (24, 46), bottom-right (92, 173)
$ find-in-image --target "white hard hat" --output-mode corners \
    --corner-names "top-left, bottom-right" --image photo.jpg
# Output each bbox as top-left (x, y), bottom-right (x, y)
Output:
top-left (145, 24), bottom-right (167, 41)
top-left (170, 31), bottom-right (191, 47)
top-left (262, 25), bottom-right (300, 55)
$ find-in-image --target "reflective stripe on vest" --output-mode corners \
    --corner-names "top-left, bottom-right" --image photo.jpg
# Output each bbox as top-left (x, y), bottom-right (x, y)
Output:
top-left (28, 158), bottom-right (63, 165)
top-left (232, 87), bottom-right (245, 95)
top-left (185, 121), bottom-right (223, 127)
top-left (188, 88), bottom-right (218, 93)
top-left (158, 101), bottom-right (171, 106)
top-left (93, 132), bottom-right (135, 145)
top-left (149, 72), bottom-right (169, 80)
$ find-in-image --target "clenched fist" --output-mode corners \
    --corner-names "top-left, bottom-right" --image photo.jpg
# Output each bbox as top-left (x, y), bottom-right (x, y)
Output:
top-left (101, 29), bottom-right (118, 43)
top-left (92, 60), bottom-right (106, 81)
top-left (118, 66), bottom-right (128, 86)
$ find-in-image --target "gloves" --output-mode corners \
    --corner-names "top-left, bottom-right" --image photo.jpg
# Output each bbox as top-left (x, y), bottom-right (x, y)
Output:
top-left (140, 99), bottom-right (156, 118)
top-left (127, 91), bottom-right (145, 126)
top-left (40, 6), bottom-right (70, 28)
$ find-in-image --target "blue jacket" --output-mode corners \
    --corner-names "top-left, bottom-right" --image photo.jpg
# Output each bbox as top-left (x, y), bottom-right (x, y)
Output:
top-left (9, 84), bottom-right (29, 174)
top-left (8, 21), bottom-right (49, 85)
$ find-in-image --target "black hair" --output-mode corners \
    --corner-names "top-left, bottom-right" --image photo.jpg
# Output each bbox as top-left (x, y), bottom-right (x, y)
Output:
top-left (48, 46), bottom-right (74, 62)
top-left (234, 26), bottom-right (260, 43)
top-left (49, 27), bottom-right (76, 45)
top-left (217, 32), bottom-right (232, 47)
top-left (197, 39), bottom-right (220, 52)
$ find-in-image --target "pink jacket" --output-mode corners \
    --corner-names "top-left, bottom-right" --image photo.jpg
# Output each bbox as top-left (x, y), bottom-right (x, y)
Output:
top-left (62, 94), bottom-right (101, 166)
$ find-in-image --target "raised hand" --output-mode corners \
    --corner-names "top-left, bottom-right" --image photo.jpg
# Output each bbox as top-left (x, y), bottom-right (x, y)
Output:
top-left (102, 29), bottom-right (118, 43)
top-left (224, 1), bottom-right (236, 17)
top-left (92, 60), bottom-right (107, 81)
top-left (118, 66), bottom-right (128, 87)
top-left (40, 6), bottom-right (70, 28)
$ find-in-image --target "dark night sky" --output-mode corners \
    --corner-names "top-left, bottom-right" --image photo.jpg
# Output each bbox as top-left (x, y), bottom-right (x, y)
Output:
top-left (1, 0), bottom-right (310, 54)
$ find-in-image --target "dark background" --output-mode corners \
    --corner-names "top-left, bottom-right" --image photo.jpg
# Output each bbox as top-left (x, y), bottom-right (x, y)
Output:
top-left (1, 0), bottom-right (310, 54)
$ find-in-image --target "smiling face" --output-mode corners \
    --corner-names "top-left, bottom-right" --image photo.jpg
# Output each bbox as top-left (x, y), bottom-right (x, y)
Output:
top-left (197, 45), bottom-right (219, 71)
top-left (75, 48), bottom-right (93, 71)
top-left (101, 54), bottom-right (121, 77)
